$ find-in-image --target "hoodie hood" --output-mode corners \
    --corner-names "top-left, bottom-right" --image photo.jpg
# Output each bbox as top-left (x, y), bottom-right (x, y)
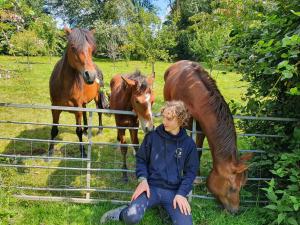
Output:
top-left (156, 124), bottom-right (188, 142)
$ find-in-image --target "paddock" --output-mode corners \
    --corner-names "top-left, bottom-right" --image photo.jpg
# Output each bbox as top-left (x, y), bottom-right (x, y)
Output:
top-left (0, 103), bottom-right (297, 206)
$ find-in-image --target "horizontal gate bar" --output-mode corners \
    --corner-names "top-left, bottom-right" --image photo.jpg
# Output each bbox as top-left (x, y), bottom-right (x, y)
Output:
top-left (14, 194), bottom-right (129, 204)
top-left (0, 154), bottom-right (89, 161)
top-left (0, 120), bottom-right (140, 130)
top-left (8, 186), bottom-right (133, 194)
top-left (0, 163), bottom-right (136, 172)
top-left (1, 102), bottom-right (298, 121)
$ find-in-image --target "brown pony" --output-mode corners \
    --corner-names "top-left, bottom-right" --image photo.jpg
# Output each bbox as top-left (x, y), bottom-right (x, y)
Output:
top-left (164, 60), bottom-right (252, 213)
top-left (49, 27), bottom-right (105, 158)
top-left (110, 71), bottom-right (154, 181)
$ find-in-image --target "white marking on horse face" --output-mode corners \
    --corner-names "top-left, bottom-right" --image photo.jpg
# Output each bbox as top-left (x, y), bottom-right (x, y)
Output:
top-left (138, 93), bottom-right (153, 132)
top-left (145, 93), bottom-right (152, 120)
top-left (145, 93), bottom-right (150, 102)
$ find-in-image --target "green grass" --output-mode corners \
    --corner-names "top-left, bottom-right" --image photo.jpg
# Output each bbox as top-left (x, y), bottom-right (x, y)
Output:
top-left (1, 193), bottom-right (265, 225)
top-left (0, 56), bottom-right (266, 224)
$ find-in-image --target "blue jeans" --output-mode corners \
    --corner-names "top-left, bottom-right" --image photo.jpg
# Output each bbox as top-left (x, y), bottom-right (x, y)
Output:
top-left (121, 186), bottom-right (193, 225)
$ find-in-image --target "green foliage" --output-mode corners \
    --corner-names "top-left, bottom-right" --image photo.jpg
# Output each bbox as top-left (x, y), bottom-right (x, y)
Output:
top-left (125, 9), bottom-right (176, 70)
top-left (262, 141), bottom-right (300, 224)
top-left (93, 20), bottom-right (127, 61)
top-left (166, 0), bottom-right (213, 59)
top-left (0, 0), bottom-right (56, 54)
top-left (48, 0), bottom-right (156, 28)
top-left (188, 10), bottom-right (231, 71)
top-left (9, 29), bottom-right (45, 63)
top-left (225, 0), bottom-right (300, 223)
top-left (29, 14), bottom-right (62, 56)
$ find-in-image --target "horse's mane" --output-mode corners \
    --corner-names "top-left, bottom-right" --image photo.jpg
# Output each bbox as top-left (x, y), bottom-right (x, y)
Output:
top-left (67, 28), bottom-right (96, 53)
top-left (123, 70), bottom-right (149, 93)
top-left (189, 62), bottom-right (237, 160)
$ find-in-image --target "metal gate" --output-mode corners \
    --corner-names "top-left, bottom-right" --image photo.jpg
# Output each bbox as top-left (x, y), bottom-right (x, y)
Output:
top-left (0, 103), bottom-right (298, 205)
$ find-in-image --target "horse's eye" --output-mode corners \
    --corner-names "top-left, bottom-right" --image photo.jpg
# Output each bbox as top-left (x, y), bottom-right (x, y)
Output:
top-left (71, 46), bottom-right (77, 53)
top-left (135, 100), bottom-right (140, 104)
top-left (229, 187), bottom-right (237, 193)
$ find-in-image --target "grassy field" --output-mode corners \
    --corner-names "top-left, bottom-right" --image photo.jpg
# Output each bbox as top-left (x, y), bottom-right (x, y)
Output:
top-left (0, 56), bottom-right (266, 224)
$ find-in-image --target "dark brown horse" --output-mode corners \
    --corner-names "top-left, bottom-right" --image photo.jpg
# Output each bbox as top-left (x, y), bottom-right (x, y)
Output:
top-left (49, 27), bottom-right (105, 158)
top-left (164, 60), bottom-right (252, 213)
top-left (110, 71), bottom-right (154, 181)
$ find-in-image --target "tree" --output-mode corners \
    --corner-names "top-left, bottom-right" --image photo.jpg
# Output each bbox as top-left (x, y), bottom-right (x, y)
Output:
top-left (93, 20), bottom-right (126, 64)
top-left (188, 11), bottom-right (231, 73)
top-left (29, 14), bottom-right (60, 59)
top-left (9, 29), bottom-right (45, 65)
top-left (48, 0), bottom-right (156, 28)
top-left (126, 9), bottom-right (176, 75)
top-left (0, 0), bottom-right (53, 54)
top-left (166, 0), bottom-right (213, 59)
top-left (225, 1), bottom-right (300, 223)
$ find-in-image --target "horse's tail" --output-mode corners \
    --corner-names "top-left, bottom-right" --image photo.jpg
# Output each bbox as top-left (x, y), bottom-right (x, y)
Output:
top-left (97, 90), bottom-right (111, 116)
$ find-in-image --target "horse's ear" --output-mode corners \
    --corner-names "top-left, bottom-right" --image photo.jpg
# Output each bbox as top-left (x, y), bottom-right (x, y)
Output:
top-left (233, 153), bottom-right (253, 174)
top-left (64, 26), bottom-right (72, 36)
top-left (240, 153), bottom-right (253, 162)
top-left (90, 29), bottom-right (96, 35)
top-left (234, 163), bottom-right (249, 174)
top-left (121, 76), bottom-right (136, 87)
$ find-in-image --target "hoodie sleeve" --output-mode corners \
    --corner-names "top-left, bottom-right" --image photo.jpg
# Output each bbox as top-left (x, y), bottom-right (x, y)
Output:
top-left (135, 132), bottom-right (152, 180)
top-left (176, 140), bottom-right (199, 197)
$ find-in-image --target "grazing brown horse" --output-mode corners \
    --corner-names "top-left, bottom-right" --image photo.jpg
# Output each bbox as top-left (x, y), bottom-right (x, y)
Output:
top-left (110, 71), bottom-right (154, 181)
top-left (49, 27), bottom-right (105, 158)
top-left (164, 60), bottom-right (252, 213)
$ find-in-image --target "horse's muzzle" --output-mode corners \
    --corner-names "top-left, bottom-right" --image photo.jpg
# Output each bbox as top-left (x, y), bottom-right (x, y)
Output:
top-left (143, 124), bottom-right (154, 134)
top-left (83, 71), bottom-right (96, 84)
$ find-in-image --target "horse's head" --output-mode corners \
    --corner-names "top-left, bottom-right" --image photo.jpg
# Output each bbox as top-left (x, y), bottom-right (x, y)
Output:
top-left (207, 153), bottom-right (253, 214)
top-left (121, 75), bottom-right (155, 133)
top-left (64, 27), bottom-right (97, 85)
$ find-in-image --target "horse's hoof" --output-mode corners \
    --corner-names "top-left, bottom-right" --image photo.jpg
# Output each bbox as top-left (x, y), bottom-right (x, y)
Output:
top-left (83, 130), bottom-right (88, 137)
top-left (45, 149), bottom-right (54, 162)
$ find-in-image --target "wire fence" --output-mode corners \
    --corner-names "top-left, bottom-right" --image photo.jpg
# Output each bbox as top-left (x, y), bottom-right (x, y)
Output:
top-left (0, 102), bottom-right (298, 205)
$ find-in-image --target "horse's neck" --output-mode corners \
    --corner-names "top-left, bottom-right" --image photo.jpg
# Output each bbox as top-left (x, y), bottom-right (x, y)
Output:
top-left (194, 110), bottom-right (238, 164)
top-left (118, 86), bottom-right (133, 110)
top-left (59, 54), bottom-right (81, 88)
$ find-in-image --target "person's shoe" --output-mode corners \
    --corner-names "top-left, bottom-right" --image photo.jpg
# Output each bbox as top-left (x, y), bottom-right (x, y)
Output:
top-left (100, 205), bottom-right (127, 224)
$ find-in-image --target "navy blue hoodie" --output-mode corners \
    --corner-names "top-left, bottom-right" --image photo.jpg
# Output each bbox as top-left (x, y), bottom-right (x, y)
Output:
top-left (136, 124), bottom-right (199, 197)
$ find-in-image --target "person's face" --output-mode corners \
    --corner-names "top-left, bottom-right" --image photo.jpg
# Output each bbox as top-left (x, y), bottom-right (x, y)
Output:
top-left (162, 109), bottom-right (181, 134)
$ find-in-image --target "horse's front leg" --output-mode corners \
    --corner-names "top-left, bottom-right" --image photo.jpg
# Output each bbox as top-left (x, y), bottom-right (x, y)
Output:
top-left (48, 109), bottom-right (61, 157)
top-left (129, 126), bottom-right (139, 156)
top-left (82, 104), bottom-right (88, 136)
top-left (95, 92), bottom-right (106, 135)
top-left (97, 111), bottom-right (103, 135)
top-left (75, 111), bottom-right (87, 158)
top-left (194, 130), bottom-right (205, 185)
top-left (117, 128), bottom-right (128, 182)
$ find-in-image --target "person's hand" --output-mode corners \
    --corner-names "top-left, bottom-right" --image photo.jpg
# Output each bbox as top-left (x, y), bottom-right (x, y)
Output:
top-left (173, 194), bottom-right (191, 215)
top-left (131, 180), bottom-right (150, 201)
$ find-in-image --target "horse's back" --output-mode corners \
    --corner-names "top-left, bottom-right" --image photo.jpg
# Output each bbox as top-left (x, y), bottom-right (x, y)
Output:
top-left (163, 60), bottom-right (213, 116)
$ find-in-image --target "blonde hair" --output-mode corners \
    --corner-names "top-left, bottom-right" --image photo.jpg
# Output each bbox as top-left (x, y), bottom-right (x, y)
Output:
top-left (160, 101), bottom-right (190, 126)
